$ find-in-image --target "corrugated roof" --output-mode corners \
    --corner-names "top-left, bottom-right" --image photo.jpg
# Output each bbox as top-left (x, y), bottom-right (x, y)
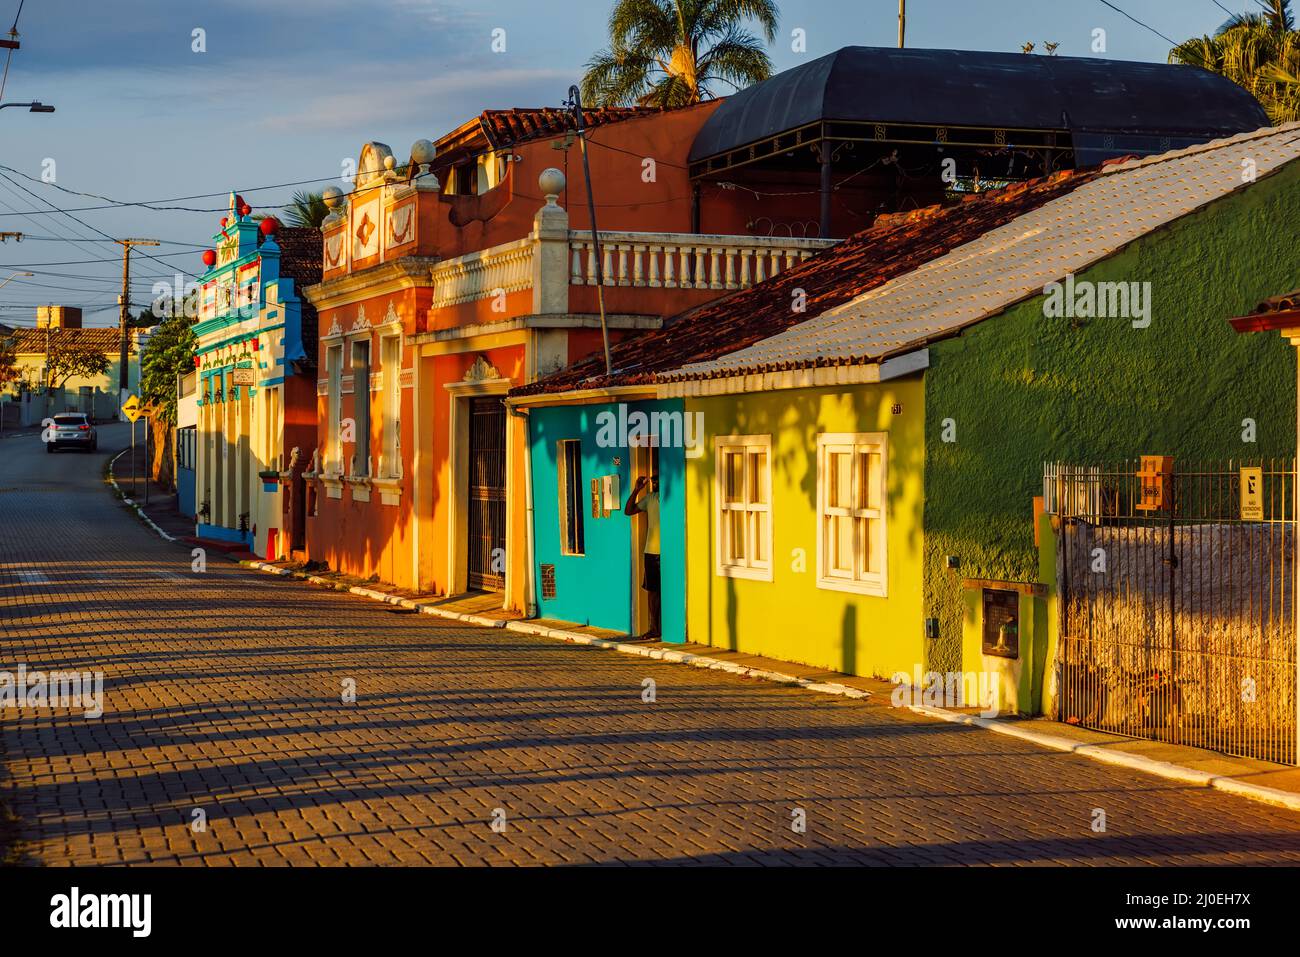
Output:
top-left (511, 166), bottom-right (1101, 395)
top-left (673, 122), bottom-right (1300, 381)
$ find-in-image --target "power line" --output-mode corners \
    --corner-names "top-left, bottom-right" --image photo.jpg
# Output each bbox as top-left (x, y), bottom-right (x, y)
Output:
top-left (2, 235), bottom-right (207, 246)
top-left (0, 178), bottom-right (142, 283)
top-left (1095, 0), bottom-right (1181, 47)
top-left (0, 163), bottom-right (389, 215)
top-left (0, 249), bottom-right (197, 267)
top-left (0, 170), bottom-right (195, 280)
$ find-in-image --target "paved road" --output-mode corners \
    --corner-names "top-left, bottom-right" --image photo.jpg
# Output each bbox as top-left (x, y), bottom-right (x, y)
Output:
top-left (3, 424), bottom-right (1300, 865)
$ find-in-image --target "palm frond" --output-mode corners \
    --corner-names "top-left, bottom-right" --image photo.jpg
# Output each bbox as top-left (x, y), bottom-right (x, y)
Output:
top-left (581, 0), bottom-right (779, 106)
top-left (281, 190), bottom-right (329, 229)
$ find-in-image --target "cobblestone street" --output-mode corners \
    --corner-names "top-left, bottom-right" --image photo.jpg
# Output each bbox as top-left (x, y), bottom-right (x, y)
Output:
top-left (3, 424), bottom-right (1300, 865)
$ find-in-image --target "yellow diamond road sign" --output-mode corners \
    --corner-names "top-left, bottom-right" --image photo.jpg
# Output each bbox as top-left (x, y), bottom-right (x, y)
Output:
top-left (122, 395), bottom-right (145, 422)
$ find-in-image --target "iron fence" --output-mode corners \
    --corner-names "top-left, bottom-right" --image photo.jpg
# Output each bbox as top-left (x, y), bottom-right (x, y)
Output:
top-left (1046, 459), bottom-right (1297, 765)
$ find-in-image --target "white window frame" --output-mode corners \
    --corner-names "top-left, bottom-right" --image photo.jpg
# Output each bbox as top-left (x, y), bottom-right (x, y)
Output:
top-left (815, 432), bottom-right (888, 597)
top-left (325, 343), bottom-right (343, 474)
top-left (557, 439), bottom-right (585, 557)
top-left (713, 434), bottom-right (773, 582)
top-left (379, 332), bottom-right (402, 479)
top-left (350, 338), bottom-right (371, 477)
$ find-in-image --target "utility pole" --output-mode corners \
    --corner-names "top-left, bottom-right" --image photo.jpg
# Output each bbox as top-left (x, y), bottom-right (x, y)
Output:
top-left (898, 0), bottom-right (906, 48)
top-left (115, 238), bottom-right (159, 416)
top-left (565, 85), bottom-right (613, 377)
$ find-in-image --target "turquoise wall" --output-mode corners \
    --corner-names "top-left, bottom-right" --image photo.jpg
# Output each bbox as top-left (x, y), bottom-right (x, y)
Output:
top-left (528, 399), bottom-right (686, 643)
top-left (923, 159), bottom-right (1300, 674)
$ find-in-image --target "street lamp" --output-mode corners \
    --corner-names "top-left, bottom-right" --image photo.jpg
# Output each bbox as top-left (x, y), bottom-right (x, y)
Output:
top-left (0, 270), bottom-right (33, 290)
top-left (0, 101), bottom-right (54, 112)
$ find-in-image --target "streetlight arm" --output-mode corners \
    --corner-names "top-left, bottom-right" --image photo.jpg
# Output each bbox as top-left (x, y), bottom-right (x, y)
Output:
top-left (0, 270), bottom-right (33, 290)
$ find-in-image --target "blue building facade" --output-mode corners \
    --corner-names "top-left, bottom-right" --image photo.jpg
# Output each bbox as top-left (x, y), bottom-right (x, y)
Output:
top-left (528, 398), bottom-right (687, 644)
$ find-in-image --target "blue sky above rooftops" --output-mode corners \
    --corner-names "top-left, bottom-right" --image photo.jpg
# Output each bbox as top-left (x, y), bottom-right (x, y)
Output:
top-left (0, 0), bottom-right (1258, 324)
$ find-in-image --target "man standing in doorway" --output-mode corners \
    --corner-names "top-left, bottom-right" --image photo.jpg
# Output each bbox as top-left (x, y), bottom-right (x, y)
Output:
top-left (624, 471), bottom-right (661, 638)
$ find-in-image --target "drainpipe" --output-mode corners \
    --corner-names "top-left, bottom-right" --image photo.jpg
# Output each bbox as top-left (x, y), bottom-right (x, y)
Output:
top-left (510, 403), bottom-right (538, 618)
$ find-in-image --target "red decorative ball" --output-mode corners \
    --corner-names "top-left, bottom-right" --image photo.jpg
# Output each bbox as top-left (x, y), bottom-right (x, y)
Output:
top-left (220, 217), bottom-right (228, 228)
top-left (259, 216), bottom-right (279, 237)
top-left (202, 249), bottom-right (217, 267)
top-left (239, 203), bottom-right (251, 217)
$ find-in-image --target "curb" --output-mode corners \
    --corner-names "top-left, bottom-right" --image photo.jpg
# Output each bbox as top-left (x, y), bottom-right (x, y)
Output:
top-left (907, 704), bottom-right (1300, 813)
top-left (107, 449), bottom-right (177, 543)
top-left (239, 559), bottom-right (872, 701)
top-left (231, 557), bottom-right (1300, 815)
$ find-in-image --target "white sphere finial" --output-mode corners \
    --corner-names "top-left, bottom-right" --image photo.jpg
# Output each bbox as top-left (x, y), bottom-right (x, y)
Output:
top-left (410, 138), bottom-right (436, 177)
top-left (538, 167), bottom-right (566, 205)
top-left (321, 185), bottom-right (345, 210)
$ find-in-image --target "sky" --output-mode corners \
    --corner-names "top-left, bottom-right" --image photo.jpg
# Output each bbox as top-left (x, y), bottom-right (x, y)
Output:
top-left (0, 0), bottom-right (1263, 326)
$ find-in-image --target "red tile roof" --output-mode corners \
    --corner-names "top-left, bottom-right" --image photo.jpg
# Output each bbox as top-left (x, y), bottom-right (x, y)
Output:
top-left (11, 327), bottom-right (127, 354)
top-left (273, 226), bottom-right (323, 367)
top-left (512, 167), bottom-right (1101, 396)
top-left (436, 107), bottom-right (668, 161)
top-left (481, 106), bottom-right (664, 149)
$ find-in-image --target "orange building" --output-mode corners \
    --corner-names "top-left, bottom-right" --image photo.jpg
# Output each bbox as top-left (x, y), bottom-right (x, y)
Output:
top-left (302, 104), bottom-right (836, 611)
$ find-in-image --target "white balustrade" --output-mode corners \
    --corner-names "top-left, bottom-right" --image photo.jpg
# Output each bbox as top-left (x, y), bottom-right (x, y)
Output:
top-left (428, 230), bottom-right (838, 311)
top-left (567, 231), bottom-right (837, 291)
top-left (430, 237), bottom-right (534, 309)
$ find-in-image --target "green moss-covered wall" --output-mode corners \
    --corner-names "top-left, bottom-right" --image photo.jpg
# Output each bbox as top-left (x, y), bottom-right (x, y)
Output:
top-left (923, 160), bottom-right (1300, 674)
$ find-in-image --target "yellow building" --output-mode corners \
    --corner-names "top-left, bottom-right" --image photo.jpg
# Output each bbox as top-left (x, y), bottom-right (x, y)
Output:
top-left (681, 379), bottom-right (926, 679)
top-left (2, 307), bottom-right (140, 423)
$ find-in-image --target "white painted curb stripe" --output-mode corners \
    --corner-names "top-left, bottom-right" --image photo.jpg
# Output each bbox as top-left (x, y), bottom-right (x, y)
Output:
top-left (107, 448), bottom-right (177, 542)
top-left (237, 558), bottom-right (1300, 814)
top-left (907, 704), bottom-right (1300, 811)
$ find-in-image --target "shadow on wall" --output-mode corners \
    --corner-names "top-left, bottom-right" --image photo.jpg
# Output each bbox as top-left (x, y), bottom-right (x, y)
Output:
top-left (690, 380), bottom-right (925, 676)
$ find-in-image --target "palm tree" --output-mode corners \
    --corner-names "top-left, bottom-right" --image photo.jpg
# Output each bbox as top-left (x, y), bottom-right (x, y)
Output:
top-left (581, 0), bottom-right (779, 109)
top-left (281, 190), bottom-right (329, 229)
top-left (1170, 0), bottom-right (1300, 123)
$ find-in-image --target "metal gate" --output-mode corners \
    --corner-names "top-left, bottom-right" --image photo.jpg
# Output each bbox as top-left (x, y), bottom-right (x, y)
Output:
top-left (1048, 459), bottom-right (1297, 764)
top-left (467, 396), bottom-right (506, 591)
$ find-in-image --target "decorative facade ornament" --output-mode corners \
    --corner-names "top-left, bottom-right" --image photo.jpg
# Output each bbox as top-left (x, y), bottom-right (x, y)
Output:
top-left (380, 301), bottom-right (401, 330)
top-left (464, 355), bottom-right (501, 382)
top-left (388, 204), bottom-right (415, 247)
top-left (324, 316), bottom-right (344, 340)
top-left (352, 304), bottom-right (371, 333)
top-left (324, 230), bottom-right (346, 268)
top-left (355, 142), bottom-right (395, 190)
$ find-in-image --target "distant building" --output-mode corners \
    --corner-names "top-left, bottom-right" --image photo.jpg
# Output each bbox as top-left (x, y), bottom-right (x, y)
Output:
top-left (1, 306), bottom-right (140, 423)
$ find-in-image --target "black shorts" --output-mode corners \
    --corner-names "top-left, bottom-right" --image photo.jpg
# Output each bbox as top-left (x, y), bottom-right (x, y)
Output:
top-left (642, 553), bottom-right (660, 592)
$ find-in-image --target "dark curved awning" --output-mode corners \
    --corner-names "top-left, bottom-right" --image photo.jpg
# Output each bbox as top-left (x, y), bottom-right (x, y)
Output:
top-left (689, 46), bottom-right (1270, 166)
